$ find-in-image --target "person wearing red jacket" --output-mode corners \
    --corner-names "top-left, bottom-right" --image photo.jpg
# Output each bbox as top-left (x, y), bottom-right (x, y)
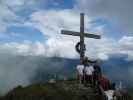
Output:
top-left (99, 75), bottom-right (110, 91)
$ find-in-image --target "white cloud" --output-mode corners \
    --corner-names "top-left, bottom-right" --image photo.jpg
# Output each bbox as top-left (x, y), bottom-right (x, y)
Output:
top-left (1, 35), bottom-right (133, 61)
top-left (28, 9), bottom-right (82, 37)
top-left (24, 9), bottom-right (108, 59)
top-left (119, 36), bottom-right (133, 49)
top-left (1, 0), bottom-right (127, 60)
top-left (0, 0), bottom-right (133, 61)
top-left (23, 9), bottom-right (133, 60)
top-left (0, 41), bottom-right (45, 56)
top-left (45, 37), bottom-right (78, 58)
top-left (118, 36), bottom-right (133, 61)
top-left (0, 39), bottom-right (78, 58)
top-left (0, 7), bottom-right (132, 61)
top-left (75, 0), bottom-right (133, 34)
top-left (0, 3), bottom-right (18, 33)
top-left (1, 35), bottom-right (133, 94)
top-left (0, 0), bottom-right (41, 33)
top-left (1, 0), bottom-right (39, 9)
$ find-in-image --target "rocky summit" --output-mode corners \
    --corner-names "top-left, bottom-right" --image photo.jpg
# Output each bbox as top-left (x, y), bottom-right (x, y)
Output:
top-left (0, 80), bottom-right (105, 100)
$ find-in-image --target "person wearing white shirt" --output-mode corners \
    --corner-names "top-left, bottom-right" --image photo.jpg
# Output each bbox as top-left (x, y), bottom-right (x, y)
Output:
top-left (76, 60), bottom-right (84, 84)
top-left (84, 65), bottom-right (94, 85)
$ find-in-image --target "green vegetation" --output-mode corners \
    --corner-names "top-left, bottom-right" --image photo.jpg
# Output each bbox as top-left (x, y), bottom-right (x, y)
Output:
top-left (0, 80), bottom-right (132, 100)
top-left (0, 80), bottom-right (103, 100)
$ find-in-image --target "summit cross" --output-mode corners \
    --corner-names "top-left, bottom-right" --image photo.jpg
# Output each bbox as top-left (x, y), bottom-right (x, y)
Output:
top-left (61, 13), bottom-right (101, 63)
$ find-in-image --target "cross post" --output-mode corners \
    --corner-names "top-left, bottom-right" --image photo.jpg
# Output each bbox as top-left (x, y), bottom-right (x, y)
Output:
top-left (80, 13), bottom-right (85, 62)
top-left (61, 13), bottom-right (101, 64)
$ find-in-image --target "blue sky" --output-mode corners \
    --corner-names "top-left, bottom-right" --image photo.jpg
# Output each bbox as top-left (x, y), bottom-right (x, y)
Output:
top-left (0, 0), bottom-right (133, 61)
top-left (0, 0), bottom-right (119, 43)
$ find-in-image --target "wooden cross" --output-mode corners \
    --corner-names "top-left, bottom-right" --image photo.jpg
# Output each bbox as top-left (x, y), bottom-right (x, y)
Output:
top-left (61, 13), bottom-right (101, 63)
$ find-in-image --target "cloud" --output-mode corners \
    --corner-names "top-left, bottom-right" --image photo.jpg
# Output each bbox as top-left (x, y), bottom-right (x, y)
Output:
top-left (75, 0), bottom-right (133, 34)
top-left (118, 36), bottom-right (133, 61)
top-left (1, 34), bottom-right (133, 61)
top-left (1, 0), bottom-right (39, 10)
top-left (0, 41), bottom-right (45, 56)
top-left (1, 0), bottom-right (133, 60)
top-left (0, 3), bottom-right (18, 33)
top-left (0, 39), bottom-right (78, 58)
top-left (0, 7), bottom-right (132, 61)
top-left (0, 0), bottom-right (42, 34)
top-left (24, 9), bottom-right (105, 59)
top-left (22, 9), bottom-right (133, 60)
top-left (45, 37), bottom-right (78, 58)
top-left (2, 0), bottom-right (132, 61)
top-left (0, 54), bottom-right (39, 94)
top-left (0, 35), bottom-right (133, 94)
top-left (27, 9), bottom-right (89, 37)
top-left (0, 39), bottom-right (77, 94)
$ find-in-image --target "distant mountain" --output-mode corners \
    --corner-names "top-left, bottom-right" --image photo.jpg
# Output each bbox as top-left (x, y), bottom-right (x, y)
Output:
top-left (0, 54), bottom-right (133, 94)
top-left (102, 56), bottom-right (133, 88)
top-left (31, 56), bottom-right (133, 88)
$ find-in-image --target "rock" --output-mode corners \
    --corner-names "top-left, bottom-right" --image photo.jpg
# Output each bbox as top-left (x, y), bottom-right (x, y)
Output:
top-left (0, 80), bottom-right (105, 100)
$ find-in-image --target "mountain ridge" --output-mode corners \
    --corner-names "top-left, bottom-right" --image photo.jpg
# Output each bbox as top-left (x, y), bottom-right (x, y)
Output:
top-left (0, 54), bottom-right (133, 94)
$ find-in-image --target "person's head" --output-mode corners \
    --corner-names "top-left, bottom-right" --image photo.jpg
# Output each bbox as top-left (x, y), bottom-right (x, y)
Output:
top-left (84, 57), bottom-right (88, 61)
top-left (80, 59), bottom-right (84, 64)
top-left (84, 57), bottom-right (88, 65)
top-left (95, 59), bottom-right (101, 66)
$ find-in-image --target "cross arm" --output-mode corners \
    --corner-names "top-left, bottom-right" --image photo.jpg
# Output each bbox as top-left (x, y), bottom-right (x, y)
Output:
top-left (61, 30), bottom-right (101, 39)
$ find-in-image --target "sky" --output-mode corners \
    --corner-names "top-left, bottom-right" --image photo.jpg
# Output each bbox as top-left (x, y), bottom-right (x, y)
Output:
top-left (0, 0), bottom-right (133, 94)
top-left (0, 0), bottom-right (133, 60)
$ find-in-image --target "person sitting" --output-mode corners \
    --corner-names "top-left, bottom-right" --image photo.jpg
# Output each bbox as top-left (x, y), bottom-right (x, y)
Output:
top-left (99, 75), bottom-right (110, 91)
top-left (76, 60), bottom-right (84, 84)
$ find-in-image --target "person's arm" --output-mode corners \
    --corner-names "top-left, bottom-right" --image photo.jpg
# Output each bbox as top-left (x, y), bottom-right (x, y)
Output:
top-left (97, 66), bottom-right (102, 76)
top-left (88, 60), bottom-right (97, 63)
